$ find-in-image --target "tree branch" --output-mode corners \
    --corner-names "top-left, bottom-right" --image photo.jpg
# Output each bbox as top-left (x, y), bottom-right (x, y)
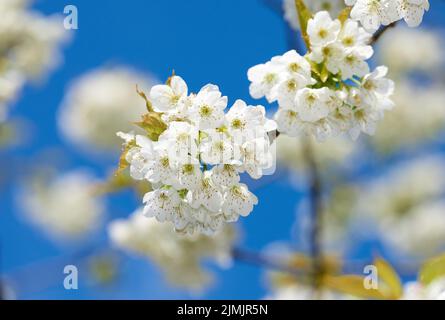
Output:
top-left (370, 22), bottom-right (397, 45)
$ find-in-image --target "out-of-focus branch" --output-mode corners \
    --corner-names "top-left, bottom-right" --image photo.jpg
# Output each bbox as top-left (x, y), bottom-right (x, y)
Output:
top-left (302, 139), bottom-right (324, 293)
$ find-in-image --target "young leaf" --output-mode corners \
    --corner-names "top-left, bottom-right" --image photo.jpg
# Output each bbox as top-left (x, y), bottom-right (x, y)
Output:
top-left (323, 275), bottom-right (386, 299)
top-left (320, 64), bottom-right (329, 83)
top-left (134, 112), bottom-right (167, 141)
top-left (419, 253), bottom-right (445, 286)
top-left (374, 257), bottom-right (403, 299)
top-left (294, 0), bottom-right (313, 49)
top-left (136, 85), bottom-right (153, 112)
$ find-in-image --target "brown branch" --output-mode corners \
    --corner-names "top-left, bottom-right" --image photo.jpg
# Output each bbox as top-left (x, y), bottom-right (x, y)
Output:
top-left (370, 22), bottom-right (397, 45)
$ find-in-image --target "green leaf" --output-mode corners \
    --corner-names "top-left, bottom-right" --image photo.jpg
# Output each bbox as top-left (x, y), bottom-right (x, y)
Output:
top-left (338, 7), bottom-right (352, 25)
top-left (374, 257), bottom-right (403, 299)
top-left (136, 85), bottom-right (153, 112)
top-left (294, 0), bottom-right (313, 49)
top-left (419, 253), bottom-right (445, 286)
top-left (324, 275), bottom-right (386, 299)
top-left (320, 64), bottom-right (329, 83)
top-left (134, 112), bottom-right (167, 141)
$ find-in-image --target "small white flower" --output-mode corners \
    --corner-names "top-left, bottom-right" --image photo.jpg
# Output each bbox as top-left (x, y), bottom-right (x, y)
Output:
top-left (338, 20), bottom-right (372, 50)
top-left (396, 0), bottom-right (430, 27)
top-left (309, 42), bottom-right (345, 74)
top-left (338, 49), bottom-right (372, 80)
top-left (187, 172), bottom-right (223, 213)
top-left (361, 66), bottom-right (395, 111)
top-left (190, 84), bottom-right (227, 129)
top-left (210, 164), bottom-right (240, 187)
top-left (222, 183), bottom-right (258, 218)
top-left (307, 11), bottom-right (341, 47)
top-left (275, 107), bottom-right (304, 137)
top-left (241, 137), bottom-right (274, 179)
top-left (158, 121), bottom-right (199, 162)
top-left (177, 163), bottom-right (202, 190)
top-left (272, 50), bottom-right (313, 80)
top-left (200, 130), bottom-right (239, 165)
top-left (150, 75), bottom-right (188, 112)
top-left (295, 88), bottom-right (331, 122)
top-left (348, 0), bottom-right (399, 32)
top-left (142, 188), bottom-right (181, 222)
top-left (247, 61), bottom-right (282, 102)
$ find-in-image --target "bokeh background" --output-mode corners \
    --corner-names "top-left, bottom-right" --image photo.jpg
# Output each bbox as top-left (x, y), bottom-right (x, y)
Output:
top-left (1, 0), bottom-right (445, 299)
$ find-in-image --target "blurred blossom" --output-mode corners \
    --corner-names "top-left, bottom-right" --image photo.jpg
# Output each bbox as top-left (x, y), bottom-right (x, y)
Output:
top-left (0, 0), bottom-right (68, 122)
top-left (371, 81), bottom-right (445, 154)
top-left (276, 134), bottom-right (356, 173)
top-left (19, 170), bottom-right (105, 240)
top-left (265, 284), bottom-right (340, 300)
top-left (58, 67), bottom-right (157, 153)
top-left (357, 156), bottom-right (445, 256)
top-left (283, 0), bottom-right (345, 31)
top-left (402, 277), bottom-right (445, 300)
top-left (378, 27), bottom-right (443, 76)
top-left (108, 209), bottom-right (237, 290)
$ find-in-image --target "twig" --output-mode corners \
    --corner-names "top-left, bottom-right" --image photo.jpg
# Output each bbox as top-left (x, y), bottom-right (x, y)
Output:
top-left (370, 22), bottom-right (397, 45)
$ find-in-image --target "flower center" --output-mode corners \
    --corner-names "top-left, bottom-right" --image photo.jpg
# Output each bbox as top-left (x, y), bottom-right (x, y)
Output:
top-left (199, 105), bottom-right (213, 117)
top-left (264, 73), bottom-right (276, 84)
top-left (318, 29), bottom-right (328, 39)
top-left (231, 118), bottom-right (244, 129)
top-left (288, 63), bottom-right (300, 73)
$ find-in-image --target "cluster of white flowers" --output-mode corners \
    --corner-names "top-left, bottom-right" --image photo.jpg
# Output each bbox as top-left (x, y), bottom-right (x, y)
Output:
top-left (378, 27), bottom-right (443, 76)
top-left (357, 156), bottom-right (445, 256)
top-left (276, 134), bottom-right (356, 173)
top-left (248, 11), bottom-right (394, 141)
top-left (19, 170), bottom-right (105, 240)
top-left (402, 277), bottom-right (445, 300)
top-left (346, 0), bottom-right (430, 31)
top-left (283, 0), bottom-right (345, 31)
top-left (0, 0), bottom-right (68, 122)
top-left (119, 75), bottom-right (276, 235)
top-left (108, 208), bottom-right (236, 290)
top-left (58, 67), bottom-right (157, 153)
top-left (371, 81), bottom-right (445, 153)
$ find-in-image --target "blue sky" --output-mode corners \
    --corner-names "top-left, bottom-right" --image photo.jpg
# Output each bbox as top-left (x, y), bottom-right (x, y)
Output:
top-left (1, 0), bottom-right (445, 299)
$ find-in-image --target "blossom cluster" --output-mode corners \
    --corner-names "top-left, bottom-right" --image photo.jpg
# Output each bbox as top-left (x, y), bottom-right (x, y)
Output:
top-left (119, 75), bottom-right (276, 235)
top-left (248, 11), bottom-right (394, 141)
top-left (346, 0), bottom-right (430, 31)
top-left (58, 67), bottom-right (157, 153)
top-left (0, 0), bottom-right (68, 122)
top-left (109, 208), bottom-right (236, 290)
top-left (357, 156), bottom-right (445, 256)
top-left (20, 170), bottom-right (105, 239)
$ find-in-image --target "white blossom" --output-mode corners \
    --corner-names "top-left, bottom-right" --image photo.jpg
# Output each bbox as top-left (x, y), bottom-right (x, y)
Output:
top-left (150, 75), bottom-right (188, 113)
top-left (59, 67), bottom-right (157, 152)
top-left (378, 27), bottom-right (443, 75)
top-left (248, 11), bottom-right (393, 141)
top-left (0, 1), bottom-right (68, 122)
top-left (108, 208), bottom-right (237, 290)
top-left (402, 277), bottom-right (445, 300)
top-left (120, 75), bottom-right (276, 235)
top-left (357, 156), bottom-right (445, 256)
top-left (346, 0), bottom-right (429, 31)
top-left (19, 170), bottom-right (105, 240)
